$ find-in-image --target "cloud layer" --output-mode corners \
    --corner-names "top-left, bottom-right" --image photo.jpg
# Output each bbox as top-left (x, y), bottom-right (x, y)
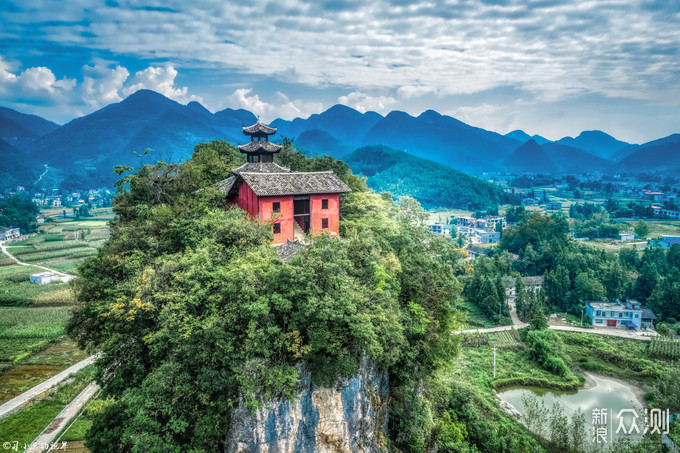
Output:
top-left (0, 0), bottom-right (679, 141)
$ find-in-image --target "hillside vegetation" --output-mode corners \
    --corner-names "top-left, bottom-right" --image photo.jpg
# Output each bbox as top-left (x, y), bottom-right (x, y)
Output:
top-left (67, 140), bottom-right (483, 452)
top-left (344, 145), bottom-right (505, 210)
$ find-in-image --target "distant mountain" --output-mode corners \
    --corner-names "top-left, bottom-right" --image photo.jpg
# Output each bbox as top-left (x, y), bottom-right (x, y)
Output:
top-left (617, 134), bottom-right (680, 173)
top-left (503, 139), bottom-right (611, 174)
top-left (556, 131), bottom-right (631, 159)
top-left (272, 104), bottom-right (382, 150)
top-left (505, 130), bottom-right (550, 144)
top-left (503, 140), bottom-right (556, 174)
top-left (25, 90), bottom-right (246, 185)
top-left (294, 129), bottom-right (352, 158)
top-left (344, 145), bottom-right (505, 210)
top-left (360, 110), bottom-right (520, 171)
top-left (0, 106), bottom-right (59, 150)
top-left (2, 90), bottom-right (679, 191)
top-left (0, 138), bottom-right (40, 189)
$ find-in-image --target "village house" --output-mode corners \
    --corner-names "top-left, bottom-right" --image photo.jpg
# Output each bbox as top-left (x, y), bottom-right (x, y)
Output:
top-left (0, 227), bottom-right (20, 241)
top-left (662, 209), bottom-right (680, 220)
top-left (428, 223), bottom-right (453, 236)
top-left (585, 299), bottom-right (655, 330)
top-left (218, 120), bottom-right (351, 244)
top-left (545, 201), bottom-right (562, 211)
top-left (619, 232), bottom-right (635, 242)
top-left (473, 229), bottom-right (500, 244)
top-left (644, 191), bottom-right (665, 202)
top-left (651, 235), bottom-right (680, 249)
top-left (30, 272), bottom-right (74, 284)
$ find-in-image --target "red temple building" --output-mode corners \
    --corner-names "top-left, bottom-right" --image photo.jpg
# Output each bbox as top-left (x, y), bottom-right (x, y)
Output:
top-left (218, 120), bottom-right (351, 244)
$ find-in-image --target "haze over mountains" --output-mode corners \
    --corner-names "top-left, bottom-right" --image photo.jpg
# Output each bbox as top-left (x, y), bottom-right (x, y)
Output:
top-left (1, 89), bottom-right (679, 190)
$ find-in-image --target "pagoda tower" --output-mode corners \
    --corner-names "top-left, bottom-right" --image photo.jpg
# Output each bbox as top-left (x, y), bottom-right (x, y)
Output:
top-left (238, 121), bottom-right (282, 163)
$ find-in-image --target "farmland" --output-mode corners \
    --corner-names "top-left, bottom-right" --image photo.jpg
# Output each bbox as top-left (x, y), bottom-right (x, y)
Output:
top-left (0, 208), bottom-right (111, 407)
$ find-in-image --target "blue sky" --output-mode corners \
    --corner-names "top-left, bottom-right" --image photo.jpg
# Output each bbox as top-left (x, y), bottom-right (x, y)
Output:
top-left (1, 0), bottom-right (678, 143)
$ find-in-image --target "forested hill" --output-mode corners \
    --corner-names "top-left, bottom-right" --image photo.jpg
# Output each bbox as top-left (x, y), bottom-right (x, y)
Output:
top-left (344, 145), bottom-right (505, 210)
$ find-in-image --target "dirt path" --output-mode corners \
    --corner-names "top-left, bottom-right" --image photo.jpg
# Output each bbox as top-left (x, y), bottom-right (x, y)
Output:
top-left (24, 381), bottom-right (100, 453)
top-left (0, 355), bottom-right (98, 419)
top-left (0, 240), bottom-right (74, 277)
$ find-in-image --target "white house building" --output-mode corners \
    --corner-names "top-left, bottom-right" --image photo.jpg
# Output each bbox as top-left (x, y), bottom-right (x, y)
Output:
top-left (585, 300), bottom-right (652, 330)
top-left (30, 272), bottom-right (75, 284)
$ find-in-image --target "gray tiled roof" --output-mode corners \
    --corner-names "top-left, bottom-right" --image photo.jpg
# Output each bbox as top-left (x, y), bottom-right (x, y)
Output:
top-left (233, 162), bottom-right (290, 173)
top-left (641, 308), bottom-right (657, 319)
top-left (217, 176), bottom-right (237, 195)
top-left (243, 122), bottom-right (276, 135)
top-left (238, 141), bottom-right (282, 153)
top-left (239, 171), bottom-right (351, 196)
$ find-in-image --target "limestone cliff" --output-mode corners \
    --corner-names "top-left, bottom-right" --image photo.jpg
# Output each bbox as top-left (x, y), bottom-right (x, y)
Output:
top-left (226, 359), bottom-right (389, 453)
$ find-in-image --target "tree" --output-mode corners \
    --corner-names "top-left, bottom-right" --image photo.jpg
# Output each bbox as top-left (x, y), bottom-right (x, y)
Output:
top-left (634, 220), bottom-right (649, 239)
top-left (68, 140), bottom-right (464, 452)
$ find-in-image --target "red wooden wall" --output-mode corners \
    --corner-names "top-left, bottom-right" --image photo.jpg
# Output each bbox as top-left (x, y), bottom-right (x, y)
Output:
top-left (259, 195), bottom-right (294, 243)
top-left (310, 193), bottom-right (340, 237)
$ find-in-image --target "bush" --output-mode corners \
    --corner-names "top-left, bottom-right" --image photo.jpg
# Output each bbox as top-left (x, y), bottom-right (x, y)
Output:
top-left (526, 329), bottom-right (570, 377)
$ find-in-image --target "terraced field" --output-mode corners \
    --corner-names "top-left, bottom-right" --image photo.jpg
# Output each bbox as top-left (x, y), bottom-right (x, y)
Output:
top-left (0, 209), bottom-right (112, 409)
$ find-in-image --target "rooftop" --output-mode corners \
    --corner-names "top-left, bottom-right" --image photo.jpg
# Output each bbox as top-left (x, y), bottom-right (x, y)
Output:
top-left (587, 301), bottom-right (641, 310)
top-left (243, 122), bottom-right (277, 135)
top-left (238, 141), bottom-right (282, 154)
top-left (239, 171), bottom-right (351, 197)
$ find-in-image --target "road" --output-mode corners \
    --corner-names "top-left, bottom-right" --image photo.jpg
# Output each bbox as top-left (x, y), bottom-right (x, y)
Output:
top-left (24, 381), bottom-right (100, 453)
top-left (0, 355), bottom-right (98, 420)
top-left (453, 295), bottom-right (658, 342)
top-left (0, 240), bottom-right (73, 277)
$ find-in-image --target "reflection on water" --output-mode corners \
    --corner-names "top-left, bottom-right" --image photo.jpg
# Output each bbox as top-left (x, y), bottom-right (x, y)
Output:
top-left (497, 373), bottom-right (645, 444)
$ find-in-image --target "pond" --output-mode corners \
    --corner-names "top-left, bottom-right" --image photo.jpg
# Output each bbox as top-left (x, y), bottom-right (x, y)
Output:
top-left (497, 372), bottom-right (646, 445)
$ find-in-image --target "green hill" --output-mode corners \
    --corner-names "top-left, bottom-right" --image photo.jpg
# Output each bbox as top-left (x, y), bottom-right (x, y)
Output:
top-left (344, 145), bottom-right (504, 210)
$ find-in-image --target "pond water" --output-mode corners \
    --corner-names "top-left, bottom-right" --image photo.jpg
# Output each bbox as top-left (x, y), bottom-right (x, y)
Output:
top-left (497, 373), bottom-right (646, 445)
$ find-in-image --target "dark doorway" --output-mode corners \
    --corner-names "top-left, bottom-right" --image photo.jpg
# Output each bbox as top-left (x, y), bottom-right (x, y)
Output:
top-left (294, 197), bottom-right (310, 233)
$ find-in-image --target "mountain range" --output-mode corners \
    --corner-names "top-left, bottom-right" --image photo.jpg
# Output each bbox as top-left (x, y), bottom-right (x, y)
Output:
top-left (1, 89), bottom-right (679, 192)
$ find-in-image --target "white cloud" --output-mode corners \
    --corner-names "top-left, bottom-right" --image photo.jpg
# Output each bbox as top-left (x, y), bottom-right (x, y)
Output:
top-left (338, 91), bottom-right (397, 114)
top-left (397, 85), bottom-right (434, 99)
top-left (81, 63), bottom-right (129, 107)
top-left (227, 88), bottom-right (321, 122)
top-left (123, 66), bottom-right (202, 104)
top-left (0, 58), bottom-right (75, 101)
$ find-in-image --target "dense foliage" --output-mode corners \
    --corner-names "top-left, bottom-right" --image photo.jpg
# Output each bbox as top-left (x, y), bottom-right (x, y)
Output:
top-left (344, 145), bottom-right (506, 210)
top-left (68, 140), bottom-right (463, 452)
top-left (0, 193), bottom-right (39, 233)
top-left (495, 212), bottom-right (680, 321)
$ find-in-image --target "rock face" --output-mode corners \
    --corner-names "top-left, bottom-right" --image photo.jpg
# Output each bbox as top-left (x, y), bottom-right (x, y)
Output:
top-left (226, 359), bottom-right (389, 453)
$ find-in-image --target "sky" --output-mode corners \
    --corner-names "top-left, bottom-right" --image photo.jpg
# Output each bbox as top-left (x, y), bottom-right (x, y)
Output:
top-left (1, 0), bottom-right (679, 144)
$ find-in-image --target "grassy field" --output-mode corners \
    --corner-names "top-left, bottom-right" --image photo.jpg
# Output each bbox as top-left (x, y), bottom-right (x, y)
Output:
top-left (459, 301), bottom-right (497, 329)
top-left (0, 209), bottom-right (111, 412)
top-left (0, 366), bottom-right (95, 447)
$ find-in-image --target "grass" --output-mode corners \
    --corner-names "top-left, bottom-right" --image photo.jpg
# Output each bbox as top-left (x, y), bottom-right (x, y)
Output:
top-left (455, 334), bottom-right (581, 392)
top-left (59, 395), bottom-right (114, 443)
top-left (0, 365), bottom-right (96, 447)
top-left (0, 338), bottom-right (89, 405)
top-left (0, 307), bottom-right (72, 339)
top-left (460, 301), bottom-right (497, 328)
top-left (555, 331), bottom-right (676, 385)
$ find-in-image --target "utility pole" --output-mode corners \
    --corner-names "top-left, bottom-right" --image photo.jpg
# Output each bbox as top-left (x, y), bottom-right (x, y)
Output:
top-left (581, 309), bottom-right (584, 327)
top-left (493, 346), bottom-right (497, 379)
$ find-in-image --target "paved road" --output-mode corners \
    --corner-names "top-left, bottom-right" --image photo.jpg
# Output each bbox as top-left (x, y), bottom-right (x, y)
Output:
top-left (0, 240), bottom-right (74, 277)
top-left (453, 295), bottom-right (657, 342)
top-left (0, 355), bottom-right (98, 420)
top-left (25, 382), bottom-right (100, 453)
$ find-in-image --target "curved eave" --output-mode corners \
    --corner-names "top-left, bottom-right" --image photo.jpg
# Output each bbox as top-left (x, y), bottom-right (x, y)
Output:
top-left (238, 141), bottom-right (282, 153)
top-left (242, 122), bottom-right (277, 135)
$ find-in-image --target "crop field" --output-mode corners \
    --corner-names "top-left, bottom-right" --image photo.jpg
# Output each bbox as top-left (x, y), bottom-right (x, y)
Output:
top-left (0, 366), bottom-right (95, 446)
top-left (489, 330), bottom-right (521, 346)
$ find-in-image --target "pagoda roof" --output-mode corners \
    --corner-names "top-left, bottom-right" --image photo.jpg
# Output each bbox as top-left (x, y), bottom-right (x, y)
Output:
top-left (233, 162), bottom-right (290, 173)
top-left (238, 141), bottom-right (282, 153)
top-left (243, 122), bottom-right (277, 135)
top-left (217, 171), bottom-right (351, 197)
top-left (239, 171), bottom-right (351, 197)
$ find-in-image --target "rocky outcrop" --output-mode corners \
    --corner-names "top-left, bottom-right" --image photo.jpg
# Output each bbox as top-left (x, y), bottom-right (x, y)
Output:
top-left (226, 359), bottom-right (389, 453)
